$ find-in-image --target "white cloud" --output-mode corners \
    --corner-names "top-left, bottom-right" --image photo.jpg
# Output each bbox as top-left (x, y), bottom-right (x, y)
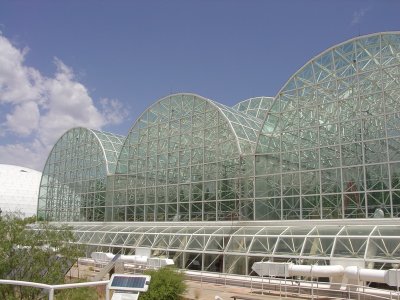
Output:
top-left (0, 35), bottom-right (43, 104)
top-left (0, 141), bottom-right (48, 172)
top-left (351, 7), bottom-right (370, 26)
top-left (0, 34), bottom-right (127, 171)
top-left (37, 58), bottom-right (106, 146)
top-left (6, 101), bottom-right (40, 136)
top-left (100, 98), bottom-right (129, 125)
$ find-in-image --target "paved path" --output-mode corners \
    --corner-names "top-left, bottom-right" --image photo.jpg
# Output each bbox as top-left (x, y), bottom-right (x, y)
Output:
top-left (184, 280), bottom-right (301, 300)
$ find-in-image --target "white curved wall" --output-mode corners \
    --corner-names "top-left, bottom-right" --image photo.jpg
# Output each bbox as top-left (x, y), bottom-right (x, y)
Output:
top-left (0, 164), bottom-right (42, 217)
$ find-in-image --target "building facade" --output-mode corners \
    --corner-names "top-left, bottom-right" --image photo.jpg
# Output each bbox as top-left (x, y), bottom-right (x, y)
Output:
top-left (37, 32), bottom-right (400, 276)
top-left (0, 164), bottom-right (42, 217)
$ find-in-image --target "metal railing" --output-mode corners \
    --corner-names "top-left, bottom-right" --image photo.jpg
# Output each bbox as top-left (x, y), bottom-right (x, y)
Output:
top-left (0, 279), bottom-right (109, 300)
top-left (4, 261), bottom-right (398, 300)
top-left (184, 270), bottom-right (400, 300)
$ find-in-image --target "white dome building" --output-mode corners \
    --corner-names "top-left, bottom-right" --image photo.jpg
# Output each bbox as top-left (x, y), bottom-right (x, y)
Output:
top-left (0, 164), bottom-right (42, 217)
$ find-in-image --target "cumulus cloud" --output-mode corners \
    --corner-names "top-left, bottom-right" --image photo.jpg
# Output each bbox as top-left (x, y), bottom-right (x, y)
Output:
top-left (0, 141), bottom-right (47, 172)
top-left (6, 101), bottom-right (40, 136)
top-left (0, 34), bottom-right (127, 170)
top-left (351, 7), bottom-right (370, 25)
top-left (0, 37), bottom-right (43, 104)
top-left (100, 98), bottom-right (129, 125)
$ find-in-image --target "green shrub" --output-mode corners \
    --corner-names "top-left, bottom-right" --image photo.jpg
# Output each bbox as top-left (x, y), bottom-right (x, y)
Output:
top-left (139, 267), bottom-right (187, 300)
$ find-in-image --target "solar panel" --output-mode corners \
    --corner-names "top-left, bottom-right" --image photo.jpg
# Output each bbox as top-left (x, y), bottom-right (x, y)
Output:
top-left (111, 276), bottom-right (146, 289)
top-left (108, 274), bottom-right (151, 292)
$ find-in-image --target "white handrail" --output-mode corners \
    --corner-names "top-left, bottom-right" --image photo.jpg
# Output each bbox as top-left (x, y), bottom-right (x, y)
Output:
top-left (183, 269), bottom-right (400, 300)
top-left (0, 279), bottom-right (52, 289)
top-left (0, 279), bottom-right (109, 300)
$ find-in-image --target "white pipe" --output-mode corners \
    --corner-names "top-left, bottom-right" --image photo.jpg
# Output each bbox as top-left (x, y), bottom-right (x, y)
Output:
top-left (360, 269), bottom-right (387, 283)
top-left (344, 266), bottom-right (359, 280)
top-left (288, 264), bottom-right (344, 277)
top-left (312, 265), bottom-right (344, 277)
top-left (345, 266), bottom-right (387, 283)
top-left (252, 261), bottom-right (390, 285)
top-left (120, 255), bottom-right (148, 264)
top-left (288, 264), bottom-right (312, 276)
top-left (91, 252), bottom-right (148, 264)
top-left (91, 252), bottom-right (174, 267)
top-left (91, 252), bottom-right (114, 262)
top-left (252, 262), bottom-right (345, 277)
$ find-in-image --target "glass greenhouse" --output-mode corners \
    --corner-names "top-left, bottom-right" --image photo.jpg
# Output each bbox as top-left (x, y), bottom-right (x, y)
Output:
top-left (37, 32), bottom-right (400, 276)
top-left (38, 127), bottom-right (125, 222)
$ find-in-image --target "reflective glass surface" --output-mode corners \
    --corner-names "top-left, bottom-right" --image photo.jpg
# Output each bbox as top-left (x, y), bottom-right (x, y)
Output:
top-left (107, 94), bottom-right (261, 222)
top-left (36, 32), bottom-right (400, 277)
top-left (59, 222), bottom-right (400, 275)
top-left (256, 32), bottom-right (400, 220)
top-left (233, 97), bottom-right (274, 120)
top-left (37, 127), bottom-right (125, 221)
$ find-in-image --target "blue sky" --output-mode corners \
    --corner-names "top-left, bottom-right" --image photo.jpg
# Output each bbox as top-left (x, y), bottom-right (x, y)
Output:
top-left (0, 0), bottom-right (399, 171)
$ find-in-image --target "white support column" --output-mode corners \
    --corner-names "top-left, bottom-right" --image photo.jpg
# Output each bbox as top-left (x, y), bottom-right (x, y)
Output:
top-left (48, 288), bottom-right (54, 300)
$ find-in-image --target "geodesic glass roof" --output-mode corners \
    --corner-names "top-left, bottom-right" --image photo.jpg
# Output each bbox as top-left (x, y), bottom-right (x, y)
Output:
top-left (233, 97), bottom-right (274, 120)
top-left (257, 32), bottom-right (400, 152)
top-left (90, 129), bottom-right (125, 174)
top-left (210, 100), bottom-right (262, 154)
top-left (255, 32), bottom-right (400, 221)
top-left (37, 127), bottom-right (125, 222)
top-left (109, 94), bottom-right (261, 222)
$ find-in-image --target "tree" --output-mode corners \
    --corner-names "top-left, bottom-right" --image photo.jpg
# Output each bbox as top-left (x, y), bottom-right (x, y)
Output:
top-left (139, 267), bottom-right (187, 300)
top-left (0, 213), bottom-right (83, 300)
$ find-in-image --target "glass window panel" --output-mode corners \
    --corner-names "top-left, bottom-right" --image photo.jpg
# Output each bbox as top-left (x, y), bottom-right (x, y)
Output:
top-left (302, 237), bottom-right (334, 257)
top-left (334, 238), bottom-right (367, 258)
top-left (249, 237), bottom-right (277, 254)
top-left (274, 237), bottom-right (305, 255)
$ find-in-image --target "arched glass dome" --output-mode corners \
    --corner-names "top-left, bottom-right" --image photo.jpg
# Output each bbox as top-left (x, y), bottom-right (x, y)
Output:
top-left (33, 32), bottom-right (400, 279)
top-left (233, 96), bottom-right (274, 120)
top-left (256, 32), bottom-right (400, 221)
top-left (37, 127), bottom-right (125, 221)
top-left (108, 94), bottom-right (261, 222)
